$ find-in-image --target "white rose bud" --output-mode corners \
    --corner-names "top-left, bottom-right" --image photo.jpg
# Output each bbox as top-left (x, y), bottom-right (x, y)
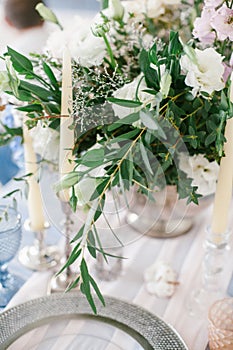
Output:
top-left (35, 3), bottom-right (63, 30)
top-left (0, 71), bottom-right (11, 92)
top-left (109, 0), bottom-right (124, 21)
top-left (5, 56), bottom-right (19, 96)
top-left (160, 70), bottom-right (172, 98)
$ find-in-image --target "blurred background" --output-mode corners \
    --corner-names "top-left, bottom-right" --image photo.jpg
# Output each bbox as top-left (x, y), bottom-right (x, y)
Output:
top-left (46, 0), bottom-right (99, 11)
top-left (0, 0), bottom-right (101, 186)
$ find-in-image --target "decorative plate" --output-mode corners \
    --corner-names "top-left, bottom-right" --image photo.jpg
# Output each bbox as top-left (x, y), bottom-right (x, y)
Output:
top-left (0, 292), bottom-right (188, 349)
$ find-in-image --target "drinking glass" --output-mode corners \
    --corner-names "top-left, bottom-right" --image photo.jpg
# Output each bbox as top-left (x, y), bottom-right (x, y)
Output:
top-left (0, 205), bottom-right (24, 308)
top-left (208, 298), bottom-right (233, 349)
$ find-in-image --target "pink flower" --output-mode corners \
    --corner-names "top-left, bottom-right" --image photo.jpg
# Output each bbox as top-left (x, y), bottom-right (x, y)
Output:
top-left (193, 7), bottom-right (216, 45)
top-left (211, 6), bottom-right (233, 41)
top-left (204, 0), bottom-right (222, 7)
top-left (222, 63), bottom-right (232, 83)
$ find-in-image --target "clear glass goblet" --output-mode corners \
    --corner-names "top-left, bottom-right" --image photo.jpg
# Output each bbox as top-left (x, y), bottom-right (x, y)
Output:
top-left (0, 205), bottom-right (24, 308)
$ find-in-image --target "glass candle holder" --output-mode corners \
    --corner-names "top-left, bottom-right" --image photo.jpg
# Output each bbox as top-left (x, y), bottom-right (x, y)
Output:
top-left (187, 226), bottom-right (231, 318)
top-left (208, 298), bottom-right (233, 350)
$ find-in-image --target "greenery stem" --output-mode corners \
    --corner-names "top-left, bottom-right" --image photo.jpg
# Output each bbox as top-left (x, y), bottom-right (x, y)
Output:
top-left (103, 33), bottom-right (117, 71)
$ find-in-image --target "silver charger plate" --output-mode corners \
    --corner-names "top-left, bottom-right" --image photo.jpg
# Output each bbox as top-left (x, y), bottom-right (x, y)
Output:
top-left (0, 292), bottom-right (188, 349)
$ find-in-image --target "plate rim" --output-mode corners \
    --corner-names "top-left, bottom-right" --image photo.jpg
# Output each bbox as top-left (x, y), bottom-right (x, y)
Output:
top-left (0, 292), bottom-right (189, 349)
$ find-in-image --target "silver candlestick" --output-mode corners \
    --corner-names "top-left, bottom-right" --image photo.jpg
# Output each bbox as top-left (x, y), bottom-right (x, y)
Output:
top-left (18, 219), bottom-right (61, 271)
top-left (47, 201), bottom-right (79, 293)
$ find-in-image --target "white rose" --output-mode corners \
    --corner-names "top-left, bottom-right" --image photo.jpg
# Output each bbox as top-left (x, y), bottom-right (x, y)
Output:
top-left (46, 16), bottom-right (87, 59)
top-left (73, 33), bottom-right (106, 67)
top-left (121, 0), bottom-right (180, 20)
top-left (112, 75), bottom-right (155, 119)
top-left (180, 47), bottom-right (225, 96)
top-left (179, 153), bottom-right (219, 196)
top-left (46, 16), bottom-right (106, 67)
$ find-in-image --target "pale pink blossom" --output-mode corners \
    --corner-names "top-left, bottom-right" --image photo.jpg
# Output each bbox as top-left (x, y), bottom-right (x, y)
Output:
top-left (204, 0), bottom-right (222, 7)
top-left (193, 6), bottom-right (216, 45)
top-left (211, 6), bottom-right (233, 41)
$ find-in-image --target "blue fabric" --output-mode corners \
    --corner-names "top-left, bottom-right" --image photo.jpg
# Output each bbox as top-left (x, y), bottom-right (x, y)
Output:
top-left (0, 145), bottom-right (19, 185)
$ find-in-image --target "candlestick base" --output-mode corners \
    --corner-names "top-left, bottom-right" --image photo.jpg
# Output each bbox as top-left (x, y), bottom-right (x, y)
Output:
top-left (24, 218), bottom-right (50, 231)
top-left (18, 220), bottom-right (61, 271)
top-left (18, 245), bottom-right (61, 271)
top-left (47, 269), bottom-right (79, 294)
top-left (187, 226), bottom-right (231, 318)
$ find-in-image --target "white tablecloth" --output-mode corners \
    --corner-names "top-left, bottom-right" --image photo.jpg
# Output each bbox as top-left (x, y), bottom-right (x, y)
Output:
top-left (2, 190), bottom-right (233, 350)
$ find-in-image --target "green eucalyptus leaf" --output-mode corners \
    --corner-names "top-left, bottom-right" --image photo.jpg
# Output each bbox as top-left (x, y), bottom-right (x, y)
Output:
top-left (69, 186), bottom-right (78, 212)
top-left (66, 276), bottom-right (80, 292)
top-left (140, 110), bottom-right (158, 130)
top-left (80, 258), bottom-right (98, 314)
top-left (108, 97), bottom-right (142, 108)
top-left (94, 197), bottom-right (105, 221)
top-left (81, 148), bottom-right (105, 168)
top-left (107, 113), bottom-right (139, 132)
top-left (89, 275), bottom-right (105, 306)
top-left (71, 224), bottom-right (85, 243)
top-left (205, 132), bottom-right (216, 146)
top-left (42, 61), bottom-right (58, 87)
top-left (7, 46), bottom-right (33, 73)
top-left (16, 104), bottom-right (43, 113)
top-left (140, 140), bottom-right (153, 175)
top-left (109, 129), bottom-right (140, 144)
top-left (90, 177), bottom-right (109, 200)
top-left (148, 43), bottom-right (158, 65)
top-left (56, 247), bottom-right (82, 275)
top-left (87, 230), bottom-right (96, 258)
top-left (20, 80), bottom-right (54, 101)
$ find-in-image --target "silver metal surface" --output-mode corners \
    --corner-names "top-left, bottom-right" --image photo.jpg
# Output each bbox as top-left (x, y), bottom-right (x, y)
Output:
top-left (0, 293), bottom-right (189, 349)
top-left (126, 186), bottom-right (213, 239)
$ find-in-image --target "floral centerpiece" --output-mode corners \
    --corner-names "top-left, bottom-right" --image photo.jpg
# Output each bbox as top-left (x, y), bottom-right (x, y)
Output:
top-left (0, 0), bottom-right (232, 312)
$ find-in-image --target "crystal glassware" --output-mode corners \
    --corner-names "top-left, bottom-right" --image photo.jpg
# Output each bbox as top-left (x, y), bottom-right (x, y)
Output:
top-left (208, 298), bottom-right (233, 349)
top-left (187, 226), bottom-right (231, 318)
top-left (0, 205), bottom-right (24, 308)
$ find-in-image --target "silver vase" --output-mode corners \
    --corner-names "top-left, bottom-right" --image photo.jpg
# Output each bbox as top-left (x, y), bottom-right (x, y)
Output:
top-left (126, 185), bottom-right (213, 238)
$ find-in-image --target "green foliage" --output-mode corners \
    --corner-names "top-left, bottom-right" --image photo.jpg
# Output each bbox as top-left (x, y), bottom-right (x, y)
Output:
top-left (0, 3), bottom-right (232, 314)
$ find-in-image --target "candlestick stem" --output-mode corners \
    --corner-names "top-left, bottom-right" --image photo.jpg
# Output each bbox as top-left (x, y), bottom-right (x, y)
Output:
top-left (47, 202), bottom-right (79, 293)
top-left (187, 226), bottom-right (231, 318)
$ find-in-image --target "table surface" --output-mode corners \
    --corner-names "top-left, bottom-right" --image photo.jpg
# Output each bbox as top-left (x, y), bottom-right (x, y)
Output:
top-left (1, 168), bottom-right (233, 350)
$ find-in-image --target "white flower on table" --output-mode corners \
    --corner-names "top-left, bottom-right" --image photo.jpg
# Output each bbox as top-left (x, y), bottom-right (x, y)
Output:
top-left (179, 153), bottom-right (219, 196)
top-left (144, 261), bottom-right (178, 298)
top-left (180, 47), bottom-right (225, 96)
